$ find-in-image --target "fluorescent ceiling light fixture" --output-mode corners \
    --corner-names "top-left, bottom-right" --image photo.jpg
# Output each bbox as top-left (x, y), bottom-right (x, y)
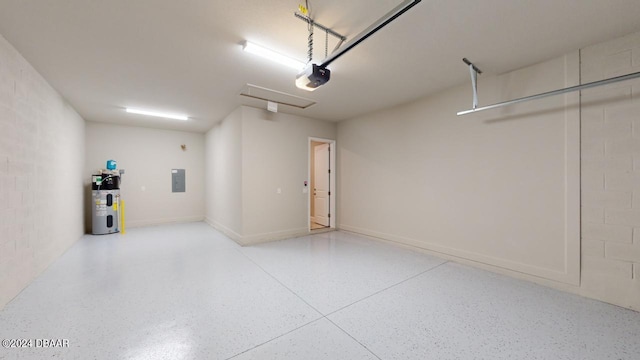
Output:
top-left (243, 41), bottom-right (305, 70)
top-left (126, 108), bottom-right (188, 121)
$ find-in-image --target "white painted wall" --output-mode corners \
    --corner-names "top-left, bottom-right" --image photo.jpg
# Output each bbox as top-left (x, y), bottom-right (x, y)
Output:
top-left (85, 122), bottom-right (205, 229)
top-left (205, 107), bottom-right (243, 240)
top-left (241, 106), bottom-right (336, 243)
top-left (579, 31), bottom-right (640, 310)
top-left (0, 34), bottom-right (85, 309)
top-left (204, 106), bottom-right (337, 244)
top-left (338, 53), bottom-right (581, 286)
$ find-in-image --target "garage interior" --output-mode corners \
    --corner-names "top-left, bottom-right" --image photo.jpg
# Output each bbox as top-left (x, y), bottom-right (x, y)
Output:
top-left (1, 1), bottom-right (640, 359)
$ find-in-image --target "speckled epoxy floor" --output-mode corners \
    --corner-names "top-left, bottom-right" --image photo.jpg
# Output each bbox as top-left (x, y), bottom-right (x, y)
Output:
top-left (0, 222), bottom-right (639, 359)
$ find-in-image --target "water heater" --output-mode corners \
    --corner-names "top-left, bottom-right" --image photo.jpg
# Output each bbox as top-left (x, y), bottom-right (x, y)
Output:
top-left (91, 172), bottom-right (120, 235)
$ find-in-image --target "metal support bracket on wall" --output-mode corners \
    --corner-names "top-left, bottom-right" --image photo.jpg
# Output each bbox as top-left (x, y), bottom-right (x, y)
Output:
top-left (463, 58), bottom-right (482, 110)
top-left (457, 58), bottom-right (640, 116)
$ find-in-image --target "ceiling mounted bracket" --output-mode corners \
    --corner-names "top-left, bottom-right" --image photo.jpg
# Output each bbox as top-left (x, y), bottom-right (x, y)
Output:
top-left (319, 0), bottom-right (422, 69)
top-left (463, 58), bottom-right (482, 110)
top-left (294, 13), bottom-right (347, 53)
top-left (295, 0), bottom-right (422, 91)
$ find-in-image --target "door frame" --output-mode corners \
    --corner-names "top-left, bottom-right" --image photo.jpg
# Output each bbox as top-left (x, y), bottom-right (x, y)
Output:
top-left (308, 137), bottom-right (336, 230)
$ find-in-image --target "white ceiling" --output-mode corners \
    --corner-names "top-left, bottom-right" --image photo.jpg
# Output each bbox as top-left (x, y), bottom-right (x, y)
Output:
top-left (1, 0), bottom-right (640, 132)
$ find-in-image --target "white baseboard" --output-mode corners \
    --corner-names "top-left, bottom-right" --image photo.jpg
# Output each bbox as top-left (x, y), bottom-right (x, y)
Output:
top-left (127, 216), bottom-right (204, 228)
top-left (241, 227), bottom-right (310, 246)
top-left (204, 219), bottom-right (310, 246)
top-left (204, 218), bottom-right (242, 243)
top-left (338, 224), bottom-right (580, 291)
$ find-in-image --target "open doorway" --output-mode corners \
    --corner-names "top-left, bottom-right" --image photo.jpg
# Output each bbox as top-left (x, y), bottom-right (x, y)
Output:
top-left (309, 138), bottom-right (336, 232)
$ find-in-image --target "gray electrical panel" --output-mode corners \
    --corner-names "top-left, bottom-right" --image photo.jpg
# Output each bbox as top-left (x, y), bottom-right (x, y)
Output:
top-left (172, 169), bottom-right (185, 192)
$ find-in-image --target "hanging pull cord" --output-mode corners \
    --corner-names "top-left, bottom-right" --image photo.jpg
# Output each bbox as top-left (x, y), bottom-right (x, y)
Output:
top-left (469, 64), bottom-right (478, 110)
top-left (306, 0), bottom-right (313, 64)
top-left (307, 20), bottom-right (313, 64)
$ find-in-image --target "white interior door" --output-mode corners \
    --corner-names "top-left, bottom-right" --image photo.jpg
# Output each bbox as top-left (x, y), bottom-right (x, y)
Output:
top-left (314, 143), bottom-right (330, 226)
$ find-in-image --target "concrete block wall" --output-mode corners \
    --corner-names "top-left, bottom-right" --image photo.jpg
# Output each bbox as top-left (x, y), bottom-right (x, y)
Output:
top-left (0, 34), bottom-right (85, 309)
top-left (580, 31), bottom-right (640, 310)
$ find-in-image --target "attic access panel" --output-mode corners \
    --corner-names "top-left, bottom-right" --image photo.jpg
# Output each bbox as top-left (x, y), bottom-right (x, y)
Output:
top-left (240, 84), bottom-right (316, 109)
